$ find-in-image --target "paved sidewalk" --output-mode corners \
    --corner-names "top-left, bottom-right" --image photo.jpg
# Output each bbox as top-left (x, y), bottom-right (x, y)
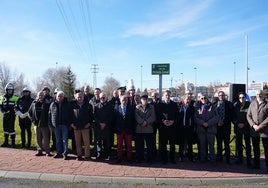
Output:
top-left (0, 147), bottom-right (268, 186)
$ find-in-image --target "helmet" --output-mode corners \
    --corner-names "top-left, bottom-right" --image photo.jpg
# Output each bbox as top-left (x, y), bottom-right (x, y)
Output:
top-left (54, 87), bottom-right (62, 94)
top-left (22, 87), bottom-right (31, 93)
top-left (5, 83), bottom-right (14, 90)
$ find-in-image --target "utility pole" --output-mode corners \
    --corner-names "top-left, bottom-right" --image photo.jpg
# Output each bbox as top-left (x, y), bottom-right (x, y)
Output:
top-left (194, 67), bottom-right (197, 96)
top-left (140, 65), bottom-right (143, 92)
top-left (91, 64), bottom-right (98, 89)
top-left (245, 35), bottom-right (248, 93)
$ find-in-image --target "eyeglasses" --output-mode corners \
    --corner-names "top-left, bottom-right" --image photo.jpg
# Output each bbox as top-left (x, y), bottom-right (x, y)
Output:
top-left (200, 97), bottom-right (207, 100)
top-left (100, 97), bottom-right (106, 99)
top-left (218, 95), bottom-right (224, 97)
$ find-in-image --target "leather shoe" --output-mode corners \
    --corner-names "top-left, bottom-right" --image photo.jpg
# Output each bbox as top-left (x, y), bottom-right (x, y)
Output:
top-left (35, 152), bottom-right (43, 156)
top-left (63, 155), bottom-right (68, 160)
top-left (53, 154), bottom-right (62, 158)
top-left (76, 156), bottom-right (83, 161)
top-left (46, 153), bottom-right (53, 157)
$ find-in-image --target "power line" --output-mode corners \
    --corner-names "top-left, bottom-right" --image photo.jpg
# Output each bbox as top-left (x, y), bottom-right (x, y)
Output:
top-left (56, 0), bottom-right (87, 63)
top-left (55, 0), bottom-right (97, 64)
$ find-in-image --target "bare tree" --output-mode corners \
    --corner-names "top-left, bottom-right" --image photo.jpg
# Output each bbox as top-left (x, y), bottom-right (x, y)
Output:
top-left (0, 62), bottom-right (11, 92)
top-left (102, 77), bottom-right (120, 98)
top-left (13, 72), bottom-right (29, 96)
top-left (34, 67), bottom-right (67, 94)
top-left (208, 80), bottom-right (223, 97)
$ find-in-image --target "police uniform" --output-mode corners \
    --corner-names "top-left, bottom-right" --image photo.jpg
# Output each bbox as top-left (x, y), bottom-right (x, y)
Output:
top-left (0, 83), bottom-right (19, 147)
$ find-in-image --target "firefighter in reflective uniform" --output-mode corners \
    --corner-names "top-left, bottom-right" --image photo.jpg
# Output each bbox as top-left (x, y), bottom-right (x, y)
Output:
top-left (0, 83), bottom-right (19, 147)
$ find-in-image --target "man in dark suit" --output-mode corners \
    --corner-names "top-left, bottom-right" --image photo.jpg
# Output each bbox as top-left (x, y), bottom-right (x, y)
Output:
top-left (214, 91), bottom-right (234, 164)
top-left (157, 90), bottom-right (179, 164)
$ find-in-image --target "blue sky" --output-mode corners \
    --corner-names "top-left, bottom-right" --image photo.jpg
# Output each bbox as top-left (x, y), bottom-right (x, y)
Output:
top-left (0, 0), bottom-right (267, 90)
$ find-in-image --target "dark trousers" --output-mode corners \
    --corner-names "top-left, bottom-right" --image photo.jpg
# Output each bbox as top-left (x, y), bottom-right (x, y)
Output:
top-left (136, 133), bottom-right (153, 162)
top-left (95, 129), bottom-right (111, 158)
top-left (179, 126), bottom-right (194, 160)
top-left (252, 136), bottom-right (268, 168)
top-left (19, 118), bottom-right (32, 148)
top-left (3, 114), bottom-right (16, 146)
top-left (152, 124), bottom-right (159, 159)
top-left (236, 129), bottom-right (251, 163)
top-left (159, 127), bottom-right (176, 162)
top-left (216, 126), bottom-right (231, 162)
top-left (251, 136), bottom-right (260, 167)
top-left (3, 114), bottom-right (15, 135)
top-left (49, 130), bottom-right (56, 151)
top-left (262, 137), bottom-right (268, 168)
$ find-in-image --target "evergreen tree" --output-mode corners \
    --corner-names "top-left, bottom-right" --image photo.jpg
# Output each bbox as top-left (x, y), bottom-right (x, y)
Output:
top-left (61, 66), bottom-right (76, 100)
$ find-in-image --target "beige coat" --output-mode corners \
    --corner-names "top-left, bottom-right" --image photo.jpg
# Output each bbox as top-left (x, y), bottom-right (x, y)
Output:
top-left (247, 100), bottom-right (268, 138)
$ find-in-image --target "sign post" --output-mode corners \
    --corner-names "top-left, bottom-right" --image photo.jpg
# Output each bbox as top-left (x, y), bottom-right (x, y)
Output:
top-left (152, 64), bottom-right (170, 98)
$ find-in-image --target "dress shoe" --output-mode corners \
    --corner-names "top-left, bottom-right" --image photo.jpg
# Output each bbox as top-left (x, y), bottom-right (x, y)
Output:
top-left (46, 153), bottom-right (53, 157)
top-left (35, 152), bottom-right (43, 156)
top-left (84, 157), bottom-right (91, 161)
top-left (76, 156), bottom-right (83, 161)
top-left (63, 155), bottom-right (68, 160)
top-left (53, 154), bottom-right (62, 159)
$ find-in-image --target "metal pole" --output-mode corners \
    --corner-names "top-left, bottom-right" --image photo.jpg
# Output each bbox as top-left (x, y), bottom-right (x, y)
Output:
top-left (194, 67), bottom-right (197, 95)
top-left (159, 74), bottom-right (162, 99)
top-left (233, 62), bottom-right (236, 83)
top-left (141, 65), bottom-right (143, 92)
top-left (245, 35), bottom-right (248, 93)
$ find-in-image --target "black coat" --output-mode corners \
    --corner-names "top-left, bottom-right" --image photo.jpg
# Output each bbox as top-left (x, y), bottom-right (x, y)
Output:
top-left (214, 100), bottom-right (234, 125)
top-left (178, 104), bottom-right (195, 127)
top-left (16, 96), bottom-right (34, 123)
top-left (28, 100), bottom-right (50, 127)
top-left (156, 100), bottom-right (178, 140)
top-left (114, 104), bottom-right (134, 135)
top-left (94, 101), bottom-right (114, 134)
top-left (16, 96), bottom-right (34, 113)
top-left (71, 100), bottom-right (94, 130)
top-left (48, 100), bottom-right (73, 128)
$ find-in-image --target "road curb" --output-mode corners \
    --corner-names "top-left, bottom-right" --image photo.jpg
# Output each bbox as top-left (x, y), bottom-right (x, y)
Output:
top-left (1, 170), bottom-right (268, 186)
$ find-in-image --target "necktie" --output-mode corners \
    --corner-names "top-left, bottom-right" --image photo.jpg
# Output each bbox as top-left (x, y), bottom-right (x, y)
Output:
top-left (121, 106), bottom-right (125, 118)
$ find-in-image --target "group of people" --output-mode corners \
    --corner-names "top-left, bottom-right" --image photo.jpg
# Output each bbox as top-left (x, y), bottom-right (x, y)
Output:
top-left (0, 82), bottom-right (268, 173)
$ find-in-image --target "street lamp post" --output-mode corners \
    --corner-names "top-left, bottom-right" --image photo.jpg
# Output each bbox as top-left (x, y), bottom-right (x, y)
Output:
top-left (233, 62), bottom-right (236, 83)
top-left (141, 65), bottom-right (143, 92)
top-left (245, 35), bottom-right (248, 93)
top-left (194, 67), bottom-right (197, 95)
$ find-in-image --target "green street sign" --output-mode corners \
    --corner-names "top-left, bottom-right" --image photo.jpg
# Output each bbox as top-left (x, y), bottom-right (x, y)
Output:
top-left (152, 64), bottom-right (170, 75)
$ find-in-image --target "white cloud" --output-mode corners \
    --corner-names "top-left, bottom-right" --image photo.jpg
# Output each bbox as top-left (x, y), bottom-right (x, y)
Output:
top-left (123, 0), bottom-right (212, 38)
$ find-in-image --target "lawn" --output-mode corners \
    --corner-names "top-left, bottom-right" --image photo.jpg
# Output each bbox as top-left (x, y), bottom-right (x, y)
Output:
top-left (0, 113), bottom-right (264, 157)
